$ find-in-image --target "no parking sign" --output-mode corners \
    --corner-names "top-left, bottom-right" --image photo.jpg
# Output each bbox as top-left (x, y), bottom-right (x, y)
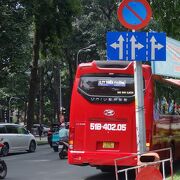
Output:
top-left (117, 0), bottom-right (152, 30)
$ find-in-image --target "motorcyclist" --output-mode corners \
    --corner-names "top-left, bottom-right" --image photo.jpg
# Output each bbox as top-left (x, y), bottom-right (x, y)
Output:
top-left (58, 123), bottom-right (69, 159)
top-left (59, 123), bottom-right (69, 142)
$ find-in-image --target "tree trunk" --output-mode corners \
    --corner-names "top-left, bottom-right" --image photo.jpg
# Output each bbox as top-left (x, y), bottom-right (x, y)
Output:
top-left (39, 66), bottom-right (44, 124)
top-left (23, 101), bottom-right (28, 125)
top-left (27, 24), bottom-right (40, 131)
top-left (66, 48), bottom-right (74, 91)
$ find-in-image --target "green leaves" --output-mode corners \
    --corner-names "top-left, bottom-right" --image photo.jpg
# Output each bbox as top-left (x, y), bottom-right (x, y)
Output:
top-left (20, 0), bottom-right (81, 56)
top-left (151, 0), bottom-right (180, 40)
top-left (0, 0), bottom-right (31, 87)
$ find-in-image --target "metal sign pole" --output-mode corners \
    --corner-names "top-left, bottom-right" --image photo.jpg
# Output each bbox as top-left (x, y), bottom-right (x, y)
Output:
top-left (114, 0), bottom-right (159, 155)
top-left (134, 61), bottom-right (146, 154)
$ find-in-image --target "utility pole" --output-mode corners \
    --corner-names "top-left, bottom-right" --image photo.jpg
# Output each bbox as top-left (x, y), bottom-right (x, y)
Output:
top-left (59, 68), bottom-right (62, 109)
top-left (134, 61), bottom-right (146, 154)
top-left (8, 97), bottom-right (20, 123)
top-left (39, 66), bottom-right (44, 125)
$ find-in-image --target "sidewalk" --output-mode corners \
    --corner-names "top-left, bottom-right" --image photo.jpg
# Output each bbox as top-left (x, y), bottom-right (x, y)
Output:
top-left (35, 136), bottom-right (48, 145)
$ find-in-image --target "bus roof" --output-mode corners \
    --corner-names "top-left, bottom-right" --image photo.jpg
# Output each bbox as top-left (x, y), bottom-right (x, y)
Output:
top-left (77, 60), bottom-right (152, 78)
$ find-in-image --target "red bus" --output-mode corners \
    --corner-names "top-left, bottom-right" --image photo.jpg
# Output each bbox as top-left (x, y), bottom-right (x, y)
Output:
top-left (68, 61), bottom-right (180, 171)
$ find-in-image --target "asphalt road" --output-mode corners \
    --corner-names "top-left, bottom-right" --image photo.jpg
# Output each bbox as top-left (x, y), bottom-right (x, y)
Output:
top-left (2, 144), bottom-right (177, 180)
top-left (1, 145), bottom-right (118, 180)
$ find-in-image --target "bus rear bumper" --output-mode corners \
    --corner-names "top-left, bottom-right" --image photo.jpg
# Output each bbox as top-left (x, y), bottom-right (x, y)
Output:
top-left (68, 150), bottom-right (137, 167)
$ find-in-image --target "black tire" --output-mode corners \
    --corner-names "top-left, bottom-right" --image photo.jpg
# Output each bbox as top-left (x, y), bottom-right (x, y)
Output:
top-left (53, 146), bottom-right (58, 152)
top-left (59, 153), bottom-right (65, 159)
top-left (99, 167), bottom-right (115, 173)
top-left (28, 141), bottom-right (36, 152)
top-left (97, 166), bottom-right (115, 173)
top-left (1, 143), bottom-right (9, 157)
top-left (0, 160), bottom-right (7, 179)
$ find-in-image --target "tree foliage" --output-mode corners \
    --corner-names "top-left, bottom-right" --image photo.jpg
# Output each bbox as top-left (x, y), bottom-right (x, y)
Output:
top-left (18, 0), bottom-right (81, 130)
top-left (0, 0), bottom-right (31, 91)
top-left (0, 0), bottom-right (179, 125)
top-left (151, 0), bottom-right (180, 40)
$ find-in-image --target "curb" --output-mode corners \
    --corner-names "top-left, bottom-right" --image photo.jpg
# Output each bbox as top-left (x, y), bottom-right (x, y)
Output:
top-left (37, 141), bottom-right (48, 146)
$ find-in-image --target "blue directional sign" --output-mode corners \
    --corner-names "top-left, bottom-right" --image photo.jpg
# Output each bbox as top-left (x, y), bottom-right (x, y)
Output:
top-left (106, 32), bottom-right (166, 61)
top-left (147, 33), bottom-right (166, 61)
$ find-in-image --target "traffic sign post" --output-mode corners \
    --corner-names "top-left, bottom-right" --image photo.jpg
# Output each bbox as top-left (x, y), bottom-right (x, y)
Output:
top-left (116, 0), bottom-right (153, 154)
top-left (106, 32), bottom-right (166, 153)
top-left (134, 60), bottom-right (146, 154)
top-left (107, 0), bottom-right (163, 155)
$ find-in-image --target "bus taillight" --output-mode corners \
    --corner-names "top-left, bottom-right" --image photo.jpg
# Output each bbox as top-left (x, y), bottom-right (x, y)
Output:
top-left (69, 127), bottom-right (75, 150)
top-left (146, 142), bottom-right (150, 151)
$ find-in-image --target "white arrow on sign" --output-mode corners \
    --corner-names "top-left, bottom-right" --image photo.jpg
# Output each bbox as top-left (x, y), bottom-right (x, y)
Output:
top-left (150, 36), bottom-right (164, 60)
top-left (110, 35), bottom-right (125, 59)
top-left (130, 36), bottom-right (144, 60)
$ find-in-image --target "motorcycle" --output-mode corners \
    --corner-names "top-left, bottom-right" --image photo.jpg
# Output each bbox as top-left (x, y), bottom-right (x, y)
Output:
top-left (0, 160), bottom-right (7, 179)
top-left (0, 143), bottom-right (7, 179)
top-left (58, 140), bottom-right (69, 159)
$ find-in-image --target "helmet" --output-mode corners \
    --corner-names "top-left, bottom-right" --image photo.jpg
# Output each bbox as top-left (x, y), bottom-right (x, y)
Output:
top-left (60, 123), bottom-right (65, 128)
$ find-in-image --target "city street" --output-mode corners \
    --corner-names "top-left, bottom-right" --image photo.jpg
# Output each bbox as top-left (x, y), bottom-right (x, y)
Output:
top-left (0, 1), bottom-right (179, 179)
top-left (1, 145), bottom-right (117, 180)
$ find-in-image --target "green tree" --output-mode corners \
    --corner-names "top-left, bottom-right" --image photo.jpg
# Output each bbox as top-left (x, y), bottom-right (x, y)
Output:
top-left (151, 0), bottom-right (180, 40)
top-left (48, 1), bottom-right (124, 116)
top-left (0, 0), bottom-right (32, 122)
top-left (19, 0), bottom-right (80, 131)
top-left (61, 0), bottom-right (123, 87)
top-left (0, 0), bottom-right (31, 93)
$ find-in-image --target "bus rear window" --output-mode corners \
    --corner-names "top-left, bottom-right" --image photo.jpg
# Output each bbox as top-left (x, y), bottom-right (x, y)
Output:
top-left (78, 75), bottom-right (135, 104)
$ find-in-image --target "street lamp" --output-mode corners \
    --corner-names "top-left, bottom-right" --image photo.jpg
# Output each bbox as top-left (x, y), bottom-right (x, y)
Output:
top-left (76, 44), bottom-right (96, 68)
top-left (8, 97), bottom-right (20, 123)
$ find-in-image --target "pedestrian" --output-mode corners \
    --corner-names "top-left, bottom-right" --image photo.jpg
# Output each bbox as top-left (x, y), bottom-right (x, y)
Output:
top-left (38, 124), bottom-right (43, 140)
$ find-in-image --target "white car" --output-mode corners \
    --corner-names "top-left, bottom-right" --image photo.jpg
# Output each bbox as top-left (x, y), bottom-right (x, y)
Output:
top-left (0, 123), bottom-right (36, 156)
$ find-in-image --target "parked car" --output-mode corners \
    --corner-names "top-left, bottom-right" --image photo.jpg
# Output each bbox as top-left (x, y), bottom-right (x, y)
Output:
top-left (47, 123), bottom-right (59, 148)
top-left (31, 124), bottom-right (50, 136)
top-left (0, 123), bottom-right (36, 156)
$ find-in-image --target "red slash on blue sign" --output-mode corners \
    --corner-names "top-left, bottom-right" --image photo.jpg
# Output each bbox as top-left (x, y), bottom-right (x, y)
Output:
top-left (117, 0), bottom-right (152, 30)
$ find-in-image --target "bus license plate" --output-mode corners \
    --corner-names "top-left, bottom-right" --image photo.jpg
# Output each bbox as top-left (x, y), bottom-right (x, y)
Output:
top-left (103, 142), bottom-right (114, 149)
